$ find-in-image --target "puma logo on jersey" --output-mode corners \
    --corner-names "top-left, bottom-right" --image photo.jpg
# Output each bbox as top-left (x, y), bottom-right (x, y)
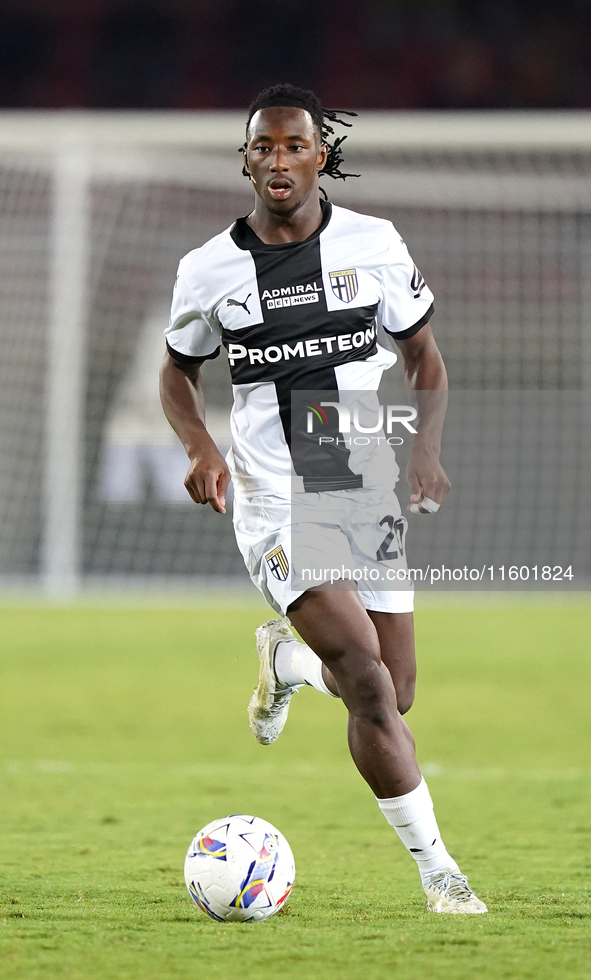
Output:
top-left (410, 266), bottom-right (426, 298)
top-left (227, 293), bottom-right (252, 314)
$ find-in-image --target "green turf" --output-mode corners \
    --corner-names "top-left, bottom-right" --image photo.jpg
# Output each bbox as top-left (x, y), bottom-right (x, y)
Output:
top-left (1, 601), bottom-right (590, 979)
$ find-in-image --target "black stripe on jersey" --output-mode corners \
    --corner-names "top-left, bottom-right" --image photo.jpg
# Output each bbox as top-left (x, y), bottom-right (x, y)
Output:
top-left (276, 373), bottom-right (363, 493)
top-left (227, 202), bottom-right (382, 489)
top-left (235, 215), bottom-right (362, 490)
top-left (384, 302), bottom-right (434, 340)
top-left (166, 340), bottom-right (221, 364)
top-left (224, 206), bottom-right (378, 386)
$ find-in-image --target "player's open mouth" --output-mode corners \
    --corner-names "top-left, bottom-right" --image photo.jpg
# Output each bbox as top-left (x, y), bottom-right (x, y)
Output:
top-left (268, 180), bottom-right (293, 200)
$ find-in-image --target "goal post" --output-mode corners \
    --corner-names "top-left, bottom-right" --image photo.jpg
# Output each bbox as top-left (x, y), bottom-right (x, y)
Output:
top-left (41, 148), bottom-right (91, 596)
top-left (0, 110), bottom-right (590, 596)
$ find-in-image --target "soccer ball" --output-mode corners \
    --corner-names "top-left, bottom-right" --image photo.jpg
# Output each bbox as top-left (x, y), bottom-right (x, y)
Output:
top-left (184, 814), bottom-right (295, 922)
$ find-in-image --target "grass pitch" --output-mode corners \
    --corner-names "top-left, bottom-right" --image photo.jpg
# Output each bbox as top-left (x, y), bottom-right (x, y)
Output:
top-left (1, 599), bottom-right (590, 979)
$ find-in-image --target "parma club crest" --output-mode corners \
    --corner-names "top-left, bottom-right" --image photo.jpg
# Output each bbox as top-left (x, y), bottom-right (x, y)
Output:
top-left (329, 269), bottom-right (358, 303)
top-left (265, 545), bottom-right (289, 582)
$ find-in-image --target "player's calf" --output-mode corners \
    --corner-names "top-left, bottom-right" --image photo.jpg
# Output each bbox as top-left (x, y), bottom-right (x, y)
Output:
top-left (367, 610), bottom-right (416, 715)
top-left (395, 678), bottom-right (415, 715)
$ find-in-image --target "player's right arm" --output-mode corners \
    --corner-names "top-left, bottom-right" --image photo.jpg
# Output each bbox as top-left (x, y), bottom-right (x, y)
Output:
top-left (161, 258), bottom-right (230, 513)
top-left (159, 353), bottom-right (230, 514)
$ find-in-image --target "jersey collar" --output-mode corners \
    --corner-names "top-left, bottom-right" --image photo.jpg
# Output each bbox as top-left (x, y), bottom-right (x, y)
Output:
top-left (230, 199), bottom-right (332, 252)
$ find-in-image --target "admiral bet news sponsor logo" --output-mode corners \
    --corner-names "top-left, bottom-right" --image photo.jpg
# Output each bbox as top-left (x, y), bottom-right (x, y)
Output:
top-left (262, 280), bottom-right (322, 310)
top-left (306, 402), bottom-right (418, 446)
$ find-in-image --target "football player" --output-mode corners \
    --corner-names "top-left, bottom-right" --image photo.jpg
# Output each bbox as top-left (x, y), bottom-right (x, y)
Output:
top-left (160, 84), bottom-right (487, 914)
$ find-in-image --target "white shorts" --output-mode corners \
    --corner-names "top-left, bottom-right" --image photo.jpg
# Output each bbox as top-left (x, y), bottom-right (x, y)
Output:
top-left (233, 486), bottom-right (414, 618)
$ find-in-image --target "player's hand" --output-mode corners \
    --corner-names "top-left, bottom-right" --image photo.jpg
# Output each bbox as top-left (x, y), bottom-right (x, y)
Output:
top-left (184, 448), bottom-right (231, 514)
top-left (406, 445), bottom-right (450, 514)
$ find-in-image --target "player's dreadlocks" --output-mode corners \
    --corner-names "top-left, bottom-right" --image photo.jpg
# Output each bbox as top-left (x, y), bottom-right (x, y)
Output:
top-left (241, 83), bottom-right (359, 195)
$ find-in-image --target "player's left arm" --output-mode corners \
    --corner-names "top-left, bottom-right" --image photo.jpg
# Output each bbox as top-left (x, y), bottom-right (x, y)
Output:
top-left (395, 323), bottom-right (451, 512)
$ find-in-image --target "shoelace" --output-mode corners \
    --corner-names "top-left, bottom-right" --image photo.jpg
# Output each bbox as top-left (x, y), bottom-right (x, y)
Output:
top-left (266, 687), bottom-right (297, 716)
top-left (426, 871), bottom-right (474, 902)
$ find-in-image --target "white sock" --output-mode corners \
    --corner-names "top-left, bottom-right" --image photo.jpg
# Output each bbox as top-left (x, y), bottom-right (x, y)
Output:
top-left (377, 777), bottom-right (459, 882)
top-left (274, 640), bottom-right (337, 697)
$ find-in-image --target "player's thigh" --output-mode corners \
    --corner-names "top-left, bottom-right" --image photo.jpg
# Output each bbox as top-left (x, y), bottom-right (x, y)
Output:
top-left (288, 587), bottom-right (371, 664)
top-left (367, 610), bottom-right (416, 714)
top-left (287, 588), bottom-right (389, 700)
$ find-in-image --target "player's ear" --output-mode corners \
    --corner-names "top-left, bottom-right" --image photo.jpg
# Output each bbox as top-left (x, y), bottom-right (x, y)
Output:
top-left (317, 141), bottom-right (328, 173)
top-left (240, 144), bottom-right (251, 180)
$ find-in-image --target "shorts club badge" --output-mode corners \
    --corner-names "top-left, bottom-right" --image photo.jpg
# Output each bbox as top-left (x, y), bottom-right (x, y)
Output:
top-left (329, 269), bottom-right (358, 303)
top-left (265, 545), bottom-right (289, 582)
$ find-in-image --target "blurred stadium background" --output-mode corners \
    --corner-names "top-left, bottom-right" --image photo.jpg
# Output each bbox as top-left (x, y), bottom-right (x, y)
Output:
top-left (3, 0), bottom-right (591, 111)
top-left (0, 0), bottom-right (590, 596)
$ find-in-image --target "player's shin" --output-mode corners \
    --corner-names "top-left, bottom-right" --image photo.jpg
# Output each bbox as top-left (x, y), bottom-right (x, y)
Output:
top-left (274, 639), bottom-right (338, 697)
top-left (376, 777), bottom-right (459, 882)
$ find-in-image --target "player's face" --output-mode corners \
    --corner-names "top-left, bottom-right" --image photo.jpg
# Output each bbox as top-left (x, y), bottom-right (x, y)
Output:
top-left (244, 107), bottom-right (328, 216)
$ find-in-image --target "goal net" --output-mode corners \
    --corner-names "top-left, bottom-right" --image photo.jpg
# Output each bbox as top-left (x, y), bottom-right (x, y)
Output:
top-left (0, 111), bottom-right (589, 595)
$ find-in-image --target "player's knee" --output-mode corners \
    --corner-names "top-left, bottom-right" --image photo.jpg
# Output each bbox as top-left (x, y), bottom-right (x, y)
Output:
top-left (349, 672), bottom-right (392, 729)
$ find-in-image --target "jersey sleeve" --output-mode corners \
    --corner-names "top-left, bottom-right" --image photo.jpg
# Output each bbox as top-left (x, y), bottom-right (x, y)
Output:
top-left (378, 225), bottom-right (434, 339)
top-left (164, 259), bottom-right (221, 363)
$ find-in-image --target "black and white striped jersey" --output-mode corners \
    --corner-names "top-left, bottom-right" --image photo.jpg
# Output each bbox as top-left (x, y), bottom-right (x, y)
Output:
top-left (165, 201), bottom-right (434, 496)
